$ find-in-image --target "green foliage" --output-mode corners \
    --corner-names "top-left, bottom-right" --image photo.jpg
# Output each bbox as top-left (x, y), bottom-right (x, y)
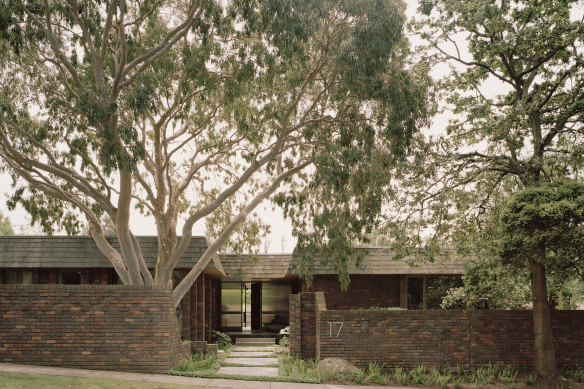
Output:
top-left (394, 367), bottom-right (408, 385)
top-left (409, 365), bottom-right (431, 385)
top-left (278, 355), bottom-right (321, 382)
top-left (1, 0), bottom-right (429, 296)
top-left (432, 369), bottom-right (452, 389)
top-left (502, 365), bottom-right (518, 384)
top-left (210, 330), bottom-right (232, 349)
top-left (559, 368), bottom-right (584, 383)
top-left (525, 374), bottom-right (537, 385)
top-left (0, 211), bottom-right (14, 235)
top-left (426, 275), bottom-right (463, 309)
top-left (500, 180), bottom-right (584, 273)
top-left (175, 353), bottom-right (219, 373)
top-left (388, 0), bottom-right (584, 324)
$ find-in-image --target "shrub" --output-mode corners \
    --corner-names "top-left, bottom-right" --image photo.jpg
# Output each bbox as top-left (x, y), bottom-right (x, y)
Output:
top-left (175, 353), bottom-right (217, 372)
top-left (211, 330), bottom-right (232, 349)
top-left (279, 326), bottom-right (290, 348)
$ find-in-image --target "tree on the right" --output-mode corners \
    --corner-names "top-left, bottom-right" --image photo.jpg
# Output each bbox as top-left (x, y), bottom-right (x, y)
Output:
top-left (401, 0), bottom-right (584, 384)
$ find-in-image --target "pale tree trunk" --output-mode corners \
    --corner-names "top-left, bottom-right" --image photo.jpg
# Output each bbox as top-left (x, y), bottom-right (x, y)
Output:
top-left (171, 160), bottom-right (311, 307)
top-left (130, 233), bottom-right (154, 285)
top-left (529, 257), bottom-right (557, 386)
top-left (154, 219), bottom-right (178, 287)
top-left (117, 170), bottom-right (143, 284)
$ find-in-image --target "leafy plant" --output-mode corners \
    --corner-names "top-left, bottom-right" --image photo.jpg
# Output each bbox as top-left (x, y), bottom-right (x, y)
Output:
top-left (457, 364), bottom-right (465, 376)
top-left (560, 368), bottom-right (584, 383)
top-left (502, 365), bottom-right (518, 383)
top-left (395, 367), bottom-right (408, 385)
top-left (175, 353), bottom-right (218, 372)
top-left (279, 326), bottom-right (290, 348)
top-left (211, 330), bottom-right (232, 349)
top-left (433, 370), bottom-right (452, 389)
top-left (362, 362), bottom-right (386, 384)
top-left (475, 366), bottom-right (492, 384)
top-left (409, 365), bottom-right (430, 385)
top-left (278, 354), bottom-right (320, 382)
top-left (525, 374), bottom-right (537, 385)
top-left (351, 369), bottom-right (366, 384)
top-left (453, 377), bottom-right (464, 389)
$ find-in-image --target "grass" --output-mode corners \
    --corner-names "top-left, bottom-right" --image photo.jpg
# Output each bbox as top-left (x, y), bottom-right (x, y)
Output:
top-left (0, 372), bottom-right (230, 389)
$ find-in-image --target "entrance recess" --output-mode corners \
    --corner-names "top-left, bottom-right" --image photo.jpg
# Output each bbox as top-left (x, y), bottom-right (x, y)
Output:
top-left (220, 281), bottom-right (292, 332)
top-left (251, 282), bottom-right (262, 331)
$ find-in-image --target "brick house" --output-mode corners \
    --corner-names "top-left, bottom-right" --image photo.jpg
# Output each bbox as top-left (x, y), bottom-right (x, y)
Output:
top-left (0, 236), bottom-right (465, 340)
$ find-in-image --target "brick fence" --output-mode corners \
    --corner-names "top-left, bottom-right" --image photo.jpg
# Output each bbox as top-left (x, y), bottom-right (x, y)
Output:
top-left (290, 292), bottom-right (584, 370)
top-left (0, 285), bottom-right (190, 373)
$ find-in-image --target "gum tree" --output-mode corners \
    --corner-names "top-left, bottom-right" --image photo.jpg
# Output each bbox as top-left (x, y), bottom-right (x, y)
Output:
top-left (394, 0), bottom-right (584, 383)
top-left (0, 0), bottom-right (429, 306)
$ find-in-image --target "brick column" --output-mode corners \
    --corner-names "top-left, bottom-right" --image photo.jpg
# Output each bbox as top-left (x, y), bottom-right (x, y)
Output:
top-left (289, 294), bottom-right (301, 356)
top-left (205, 277), bottom-right (212, 341)
top-left (180, 271), bottom-right (191, 340)
top-left (189, 281), bottom-right (199, 341)
top-left (196, 274), bottom-right (205, 341)
top-left (289, 292), bottom-right (326, 359)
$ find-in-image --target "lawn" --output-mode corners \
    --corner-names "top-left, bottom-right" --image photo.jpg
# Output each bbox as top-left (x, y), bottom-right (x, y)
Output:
top-left (0, 372), bottom-right (245, 389)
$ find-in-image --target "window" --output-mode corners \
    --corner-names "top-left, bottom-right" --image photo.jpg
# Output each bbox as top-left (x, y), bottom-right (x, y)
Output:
top-left (406, 275), bottom-right (463, 310)
top-left (407, 277), bottom-right (424, 310)
top-left (0, 270), bottom-right (33, 284)
top-left (60, 271), bottom-right (82, 284)
top-left (426, 275), bottom-right (463, 309)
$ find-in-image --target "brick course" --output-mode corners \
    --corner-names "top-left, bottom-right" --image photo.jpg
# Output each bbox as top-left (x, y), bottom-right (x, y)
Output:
top-left (0, 285), bottom-right (190, 373)
top-left (301, 275), bottom-right (400, 310)
top-left (291, 292), bottom-right (584, 370)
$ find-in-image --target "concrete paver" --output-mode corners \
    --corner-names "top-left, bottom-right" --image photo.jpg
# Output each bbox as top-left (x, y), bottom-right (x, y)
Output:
top-left (217, 366), bottom-right (279, 377)
top-left (224, 357), bottom-right (278, 366)
top-left (233, 346), bottom-right (275, 351)
top-left (230, 351), bottom-right (274, 357)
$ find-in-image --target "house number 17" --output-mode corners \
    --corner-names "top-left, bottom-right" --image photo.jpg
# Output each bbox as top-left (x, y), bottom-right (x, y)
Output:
top-left (328, 321), bottom-right (343, 337)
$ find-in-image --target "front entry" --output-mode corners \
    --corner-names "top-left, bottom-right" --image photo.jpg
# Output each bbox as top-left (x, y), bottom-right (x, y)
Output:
top-left (251, 282), bottom-right (262, 331)
top-left (220, 281), bottom-right (292, 332)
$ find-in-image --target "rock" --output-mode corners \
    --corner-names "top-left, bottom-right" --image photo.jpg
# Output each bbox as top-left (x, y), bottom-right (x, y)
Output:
top-left (273, 347), bottom-right (289, 355)
top-left (317, 357), bottom-right (361, 375)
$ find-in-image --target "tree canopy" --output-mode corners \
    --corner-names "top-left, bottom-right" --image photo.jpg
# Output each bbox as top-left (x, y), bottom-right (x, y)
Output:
top-left (389, 0), bottom-right (584, 382)
top-left (0, 0), bottom-right (429, 305)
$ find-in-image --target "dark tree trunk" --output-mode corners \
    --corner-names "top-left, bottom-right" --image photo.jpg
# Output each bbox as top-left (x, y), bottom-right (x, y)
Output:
top-left (529, 258), bottom-right (557, 386)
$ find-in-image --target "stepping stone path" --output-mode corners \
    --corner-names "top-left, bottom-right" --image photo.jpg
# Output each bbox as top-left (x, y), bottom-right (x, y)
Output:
top-left (217, 340), bottom-right (280, 378)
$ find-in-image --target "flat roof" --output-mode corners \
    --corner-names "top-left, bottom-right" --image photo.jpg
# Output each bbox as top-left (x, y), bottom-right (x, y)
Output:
top-left (287, 247), bottom-right (466, 275)
top-left (0, 236), bottom-right (208, 269)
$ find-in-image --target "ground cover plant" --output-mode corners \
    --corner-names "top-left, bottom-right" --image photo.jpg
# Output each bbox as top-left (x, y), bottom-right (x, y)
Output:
top-left (240, 352), bottom-right (584, 388)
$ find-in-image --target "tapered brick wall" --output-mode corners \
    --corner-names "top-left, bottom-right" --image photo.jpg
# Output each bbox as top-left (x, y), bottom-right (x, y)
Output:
top-left (291, 292), bottom-right (584, 370)
top-left (0, 285), bottom-right (190, 373)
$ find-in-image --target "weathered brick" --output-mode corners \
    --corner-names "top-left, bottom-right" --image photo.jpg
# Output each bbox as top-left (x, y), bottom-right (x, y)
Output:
top-left (0, 285), bottom-right (190, 373)
top-left (292, 292), bottom-right (584, 370)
